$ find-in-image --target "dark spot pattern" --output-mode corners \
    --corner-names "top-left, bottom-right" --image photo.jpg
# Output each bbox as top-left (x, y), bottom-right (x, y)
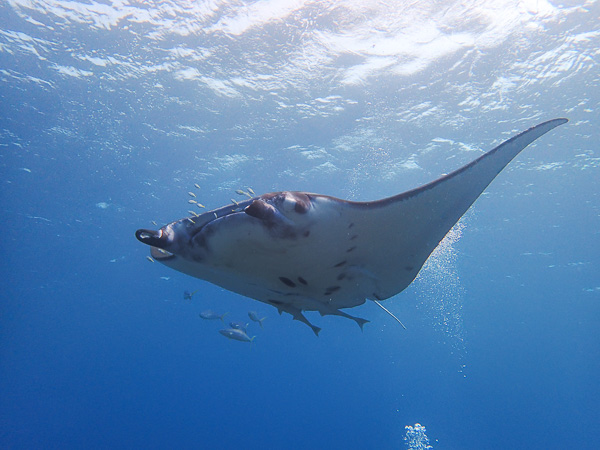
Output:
top-left (324, 285), bottom-right (341, 296)
top-left (405, 266), bottom-right (414, 271)
top-left (297, 277), bottom-right (308, 285)
top-left (336, 273), bottom-right (346, 281)
top-left (303, 230), bottom-right (310, 237)
top-left (346, 246), bottom-right (356, 253)
top-left (279, 276), bottom-right (296, 287)
top-left (268, 299), bottom-right (284, 305)
top-left (334, 260), bottom-right (347, 268)
top-left (269, 288), bottom-right (301, 297)
top-left (350, 234), bottom-right (358, 240)
top-left (348, 223), bottom-right (354, 229)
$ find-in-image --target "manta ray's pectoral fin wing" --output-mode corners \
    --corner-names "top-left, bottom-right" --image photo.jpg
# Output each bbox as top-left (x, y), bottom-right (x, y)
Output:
top-left (351, 118), bottom-right (568, 301)
top-left (400, 119), bottom-right (569, 246)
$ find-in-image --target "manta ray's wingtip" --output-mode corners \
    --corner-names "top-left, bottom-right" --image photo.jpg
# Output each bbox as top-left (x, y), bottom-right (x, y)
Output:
top-left (550, 117), bottom-right (568, 128)
top-left (515, 118), bottom-right (567, 140)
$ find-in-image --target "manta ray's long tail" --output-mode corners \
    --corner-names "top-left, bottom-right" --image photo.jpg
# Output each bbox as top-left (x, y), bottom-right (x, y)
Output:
top-left (373, 300), bottom-right (407, 329)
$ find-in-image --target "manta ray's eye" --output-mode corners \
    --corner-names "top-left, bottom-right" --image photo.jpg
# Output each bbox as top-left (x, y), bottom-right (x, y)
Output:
top-left (280, 192), bottom-right (310, 214)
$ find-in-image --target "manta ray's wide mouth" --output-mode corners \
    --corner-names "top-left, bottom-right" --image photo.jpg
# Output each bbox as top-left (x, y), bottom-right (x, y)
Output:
top-left (150, 246), bottom-right (174, 261)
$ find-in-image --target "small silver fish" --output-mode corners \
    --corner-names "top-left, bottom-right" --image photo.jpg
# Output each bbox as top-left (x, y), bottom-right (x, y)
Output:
top-left (248, 311), bottom-right (266, 328)
top-left (183, 290), bottom-right (198, 300)
top-left (199, 310), bottom-right (228, 322)
top-left (229, 321), bottom-right (249, 333)
top-left (247, 187), bottom-right (255, 195)
top-left (219, 328), bottom-right (255, 343)
top-left (235, 189), bottom-right (252, 198)
top-left (194, 183), bottom-right (201, 189)
top-left (188, 192), bottom-right (196, 198)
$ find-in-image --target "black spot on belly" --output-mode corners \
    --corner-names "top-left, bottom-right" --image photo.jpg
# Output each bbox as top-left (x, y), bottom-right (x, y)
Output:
top-left (336, 273), bottom-right (346, 281)
top-left (268, 299), bottom-right (284, 305)
top-left (297, 277), bottom-right (308, 285)
top-left (303, 230), bottom-right (310, 237)
top-left (279, 276), bottom-right (296, 287)
top-left (348, 223), bottom-right (354, 229)
top-left (334, 260), bottom-right (347, 268)
top-left (346, 246), bottom-right (356, 253)
top-left (405, 266), bottom-right (414, 271)
top-left (350, 234), bottom-right (358, 240)
top-left (372, 292), bottom-right (382, 300)
top-left (324, 286), bottom-right (341, 296)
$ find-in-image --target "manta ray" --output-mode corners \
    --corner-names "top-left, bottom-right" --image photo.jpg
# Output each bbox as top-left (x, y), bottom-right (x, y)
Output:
top-left (136, 119), bottom-right (567, 335)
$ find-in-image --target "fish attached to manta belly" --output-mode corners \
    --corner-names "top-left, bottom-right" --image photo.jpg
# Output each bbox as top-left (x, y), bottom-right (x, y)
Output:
top-left (136, 119), bottom-right (568, 335)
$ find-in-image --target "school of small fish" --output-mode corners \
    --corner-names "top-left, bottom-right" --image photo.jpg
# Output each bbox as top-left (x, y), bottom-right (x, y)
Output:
top-left (197, 305), bottom-right (266, 344)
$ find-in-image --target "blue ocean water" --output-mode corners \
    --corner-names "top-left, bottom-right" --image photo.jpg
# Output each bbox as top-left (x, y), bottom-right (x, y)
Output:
top-left (1, 1), bottom-right (598, 449)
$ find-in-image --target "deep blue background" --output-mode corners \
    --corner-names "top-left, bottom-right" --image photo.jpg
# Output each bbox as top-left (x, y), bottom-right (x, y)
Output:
top-left (1, 1), bottom-right (599, 449)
